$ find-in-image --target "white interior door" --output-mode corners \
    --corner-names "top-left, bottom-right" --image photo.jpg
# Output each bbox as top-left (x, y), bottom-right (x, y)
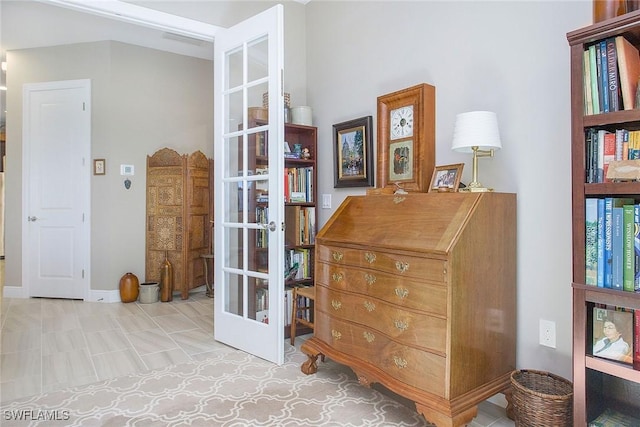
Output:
top-left (213, 5), bottom-right (285, 365)
top-left (23, 80), bottom-right (90, 299)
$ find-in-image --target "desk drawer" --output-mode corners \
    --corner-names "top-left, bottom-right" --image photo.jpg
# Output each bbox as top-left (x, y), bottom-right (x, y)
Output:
top-left (316, 262), bottom-right (447, 316)
top-left (316, 285), bottom-right (447, 354)
top-left (315, 312), bottom-right (446, 397)
top-left (316, 244), bottom-right (446, 283)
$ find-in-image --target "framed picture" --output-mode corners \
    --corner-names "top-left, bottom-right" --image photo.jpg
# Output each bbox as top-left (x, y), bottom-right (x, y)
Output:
top-left (376, 84), bottom-right (435, 192)
top-left (592, 307), bottom-right (633, 365)
top-left (428, 163), bottom-right (464, 192)
top-left (93, 158), bottom-right (105, 175)
top-left (333, 116), bottom-right (374, 188)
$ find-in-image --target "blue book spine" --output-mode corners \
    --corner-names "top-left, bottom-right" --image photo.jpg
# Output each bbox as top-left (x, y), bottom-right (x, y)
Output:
top-left (613, 207), bottom-right (624, 290)
top-left (600, 39), bottom-right (610, 113)
top-left (597, 198), bottom-right (606, 287)
top-left (604, 197), bottom-right (614, 288)
top-left (586, 199), bottom-right (599, 286)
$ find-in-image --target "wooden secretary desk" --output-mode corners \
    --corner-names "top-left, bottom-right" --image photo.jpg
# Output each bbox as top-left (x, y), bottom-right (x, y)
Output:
top-left (301, 192), bottom-right (516, 427)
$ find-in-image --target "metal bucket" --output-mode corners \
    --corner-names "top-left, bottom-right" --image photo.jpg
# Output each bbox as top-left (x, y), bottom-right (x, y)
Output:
top-left (139, 282), bottom-right (159, 304)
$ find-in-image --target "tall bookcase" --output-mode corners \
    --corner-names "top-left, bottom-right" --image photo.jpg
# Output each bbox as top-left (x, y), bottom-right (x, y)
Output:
top-left (568, 12), bottom-right (640, 426)
top-left (248, 119), bottom-right (317, 338)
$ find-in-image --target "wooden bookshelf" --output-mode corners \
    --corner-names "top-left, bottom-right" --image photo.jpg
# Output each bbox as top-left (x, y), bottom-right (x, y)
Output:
top-left (247, 119), bottom-right (317, 338)
top-left (567, 11), bottom-right (640, 426)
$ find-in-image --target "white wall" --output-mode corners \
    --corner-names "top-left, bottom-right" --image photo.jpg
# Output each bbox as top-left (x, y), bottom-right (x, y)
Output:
top-left (305, 1), bottom-right (591, 380)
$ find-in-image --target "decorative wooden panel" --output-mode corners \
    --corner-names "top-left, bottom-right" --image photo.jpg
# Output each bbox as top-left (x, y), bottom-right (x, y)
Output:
top-left (146, 148), bottom-right (212, 299)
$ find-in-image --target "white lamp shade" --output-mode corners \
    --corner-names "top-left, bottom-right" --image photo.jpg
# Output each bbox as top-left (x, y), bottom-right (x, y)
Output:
top-left (451, 111), bottom-right (502, 153)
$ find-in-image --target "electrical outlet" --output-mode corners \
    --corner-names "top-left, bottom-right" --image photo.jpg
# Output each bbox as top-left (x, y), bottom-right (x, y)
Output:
top-left (539, 319), bottom-right (556, 348)
top-left (322, 194), bottom-right (331, 209)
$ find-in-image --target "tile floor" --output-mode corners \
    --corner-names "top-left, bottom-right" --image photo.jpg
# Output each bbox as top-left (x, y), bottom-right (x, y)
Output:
top-left (0, 287), bottom-right (514, 426)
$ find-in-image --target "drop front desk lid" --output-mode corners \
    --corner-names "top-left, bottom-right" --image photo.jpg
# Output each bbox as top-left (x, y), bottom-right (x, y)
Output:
top-left (316, 192), bottom-right (513, 256)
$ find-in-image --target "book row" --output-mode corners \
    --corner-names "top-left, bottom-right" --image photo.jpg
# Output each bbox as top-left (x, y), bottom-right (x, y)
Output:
top-left (582, 35), bottom-right (640, 115)
top-left (585, 127), bottom-right (640, 183)
top-left (285, 166), bottom-right (313, 203)
top-left (585, 198), bottom-right (640, 291)
top-left (285, 205), bottom-right (315, 246)
top-left (285, 247), bottom-right (312, 282)
top-left (255, 286), bottom-right (313, 327)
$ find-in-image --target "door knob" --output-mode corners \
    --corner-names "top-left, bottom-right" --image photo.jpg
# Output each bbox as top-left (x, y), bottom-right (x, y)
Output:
top-left (260, 221), bottom-right (276, 232)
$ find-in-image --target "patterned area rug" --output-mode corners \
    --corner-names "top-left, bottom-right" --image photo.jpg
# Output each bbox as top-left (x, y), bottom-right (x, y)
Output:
top-left (1, 344), bottom-right (430, 426)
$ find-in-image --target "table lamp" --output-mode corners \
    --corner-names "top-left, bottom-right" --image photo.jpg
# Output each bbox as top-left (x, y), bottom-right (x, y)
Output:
top-left (451, 111), bottom-right (501, 192)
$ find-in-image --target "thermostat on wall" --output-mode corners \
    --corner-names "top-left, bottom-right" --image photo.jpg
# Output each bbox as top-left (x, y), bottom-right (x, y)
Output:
top-left (120, 164), bottom-right (134, 176)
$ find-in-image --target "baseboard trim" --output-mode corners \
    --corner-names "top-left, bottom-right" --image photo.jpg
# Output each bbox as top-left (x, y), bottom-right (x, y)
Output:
top-left (2, 286), bottom-right (121, 303)
top-left (2, 285), bottom-right (27, 298)
top-left (86, 289), bottom-right (121, 303)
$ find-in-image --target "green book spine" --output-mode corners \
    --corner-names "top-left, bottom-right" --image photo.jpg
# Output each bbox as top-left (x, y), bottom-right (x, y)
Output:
top-left (623, 204), bottom-right (635, 291)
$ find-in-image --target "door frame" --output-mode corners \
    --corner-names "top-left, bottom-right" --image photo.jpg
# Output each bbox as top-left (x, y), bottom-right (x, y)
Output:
top-left (21, 79), bottom-right (91, 299)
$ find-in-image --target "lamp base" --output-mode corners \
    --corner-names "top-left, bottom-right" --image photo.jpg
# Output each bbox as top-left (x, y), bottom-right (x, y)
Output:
top-left (458, 186), bottom-right (494, 193)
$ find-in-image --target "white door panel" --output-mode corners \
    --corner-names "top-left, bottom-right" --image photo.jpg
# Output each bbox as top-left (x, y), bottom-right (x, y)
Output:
top-left (23, 80), bottom-right (90, 299)
top-left (214, 5), bottom-right (285, 365)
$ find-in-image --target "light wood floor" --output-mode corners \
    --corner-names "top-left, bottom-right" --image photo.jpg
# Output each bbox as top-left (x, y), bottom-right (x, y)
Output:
top-left (0, 285), bottom-right (514, 426)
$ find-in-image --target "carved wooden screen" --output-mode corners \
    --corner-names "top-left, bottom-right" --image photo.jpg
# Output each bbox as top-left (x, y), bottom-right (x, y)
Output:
top-left (146, 148), bottom-right (212, 299)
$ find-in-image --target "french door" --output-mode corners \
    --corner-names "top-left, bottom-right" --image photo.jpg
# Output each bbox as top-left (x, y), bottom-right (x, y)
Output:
top-left (213, 5), bottom-right (286, 364)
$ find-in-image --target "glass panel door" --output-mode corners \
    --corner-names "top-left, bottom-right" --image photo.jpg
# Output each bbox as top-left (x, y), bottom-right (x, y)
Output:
top-left (213, 5), bottom-right (285, 365)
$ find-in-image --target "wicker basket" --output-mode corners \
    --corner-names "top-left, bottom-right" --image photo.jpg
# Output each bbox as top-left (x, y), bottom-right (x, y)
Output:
top-left (510, 369), bottom-right (573, 427)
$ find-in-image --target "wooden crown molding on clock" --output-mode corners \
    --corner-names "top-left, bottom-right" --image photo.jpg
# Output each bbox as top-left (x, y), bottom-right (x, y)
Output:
top-left (376, 83), bottom-right (436, 192)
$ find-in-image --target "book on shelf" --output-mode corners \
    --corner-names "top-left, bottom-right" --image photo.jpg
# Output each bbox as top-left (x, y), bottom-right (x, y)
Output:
top-left (597, 198), bottom-right (605, 287)
top-left (623, 204), bottom-right (635, 292)
top-left (589, 44), bottom-right (601, 114)
top-left (586, 198), bottom-right (599, 286)
top-left (612, 206), bottom-right (624, 290)
top-left (603, 131), bottom-right (616, 182)
top-left (592, 307), bottom-right (633, 365)
top-left (606, 37), bottom-right (621, 112)
top-left (604, 198), bottom-right (634, 288)
top-left (584, 49), bottom-right (594, 115)
top-left (635, 204), bottom-right (640, 292)
top-left (635, 309), bottom-right (640, 371)
top-left (615, 35), bottom-right (640, 111)
top-left (598, 39), bottom-right (610, 113)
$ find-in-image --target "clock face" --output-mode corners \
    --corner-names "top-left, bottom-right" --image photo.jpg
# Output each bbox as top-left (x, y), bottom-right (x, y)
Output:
top-left (390, 106), bottom-right (414, 140)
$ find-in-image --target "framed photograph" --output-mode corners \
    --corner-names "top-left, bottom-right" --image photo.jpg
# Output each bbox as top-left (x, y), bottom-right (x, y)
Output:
top-left (93, 158), bottom-right (105, 175)
top-left (333, 116), bottom-right (374, 188)
top-left (428, 163), bottom-right (464, 192)
top-left (592, 307), bottom-right (633, 365)
top-left (376, 84), bottom-right (435, 192)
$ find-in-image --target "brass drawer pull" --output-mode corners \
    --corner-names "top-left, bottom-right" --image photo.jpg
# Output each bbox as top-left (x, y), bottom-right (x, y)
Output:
top-left (395, 287), bottom-right (409, 299)
top-left (364, 252), bottom-right (376, 264)
top-left (332, 272), bottom-right (343, 282)
top-left (331, 330), bottom-right (342, 340)
top-left (395, 261), bottom-right (409, 273)
top-left (363, 331), bottom-right (375, 343)
top-left (332, 251), bottom-right (344, 261)
top-left (331, 300), bottom-right (342, 310)
top-left (394, 319), bottom-right (408, 331)
top-left (363, 301), bottom-right (376, 312)
top-left (393, 356), bottom-right (407, 369)
top-left (364, 273), bottom-right (376, 286)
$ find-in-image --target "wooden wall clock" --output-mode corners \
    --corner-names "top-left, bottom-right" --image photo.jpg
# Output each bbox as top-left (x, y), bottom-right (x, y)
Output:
top-left (376, 83), bottom-right (435, 192)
